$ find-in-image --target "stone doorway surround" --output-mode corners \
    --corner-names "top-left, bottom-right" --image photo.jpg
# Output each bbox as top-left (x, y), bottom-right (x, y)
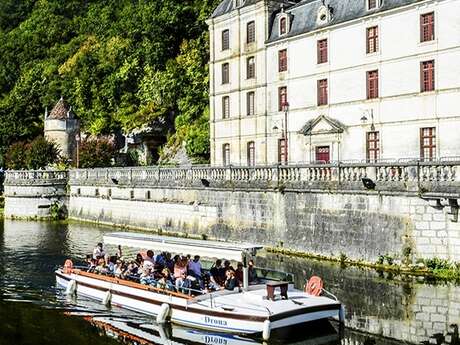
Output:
top-left (299, 115), bottom-right (346, 163)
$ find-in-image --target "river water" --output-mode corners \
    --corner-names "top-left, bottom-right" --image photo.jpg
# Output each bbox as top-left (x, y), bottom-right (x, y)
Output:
top-left (0, 219), bottom-right (459, 345)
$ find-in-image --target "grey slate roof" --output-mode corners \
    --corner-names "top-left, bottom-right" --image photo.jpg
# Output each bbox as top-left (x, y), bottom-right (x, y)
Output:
top-left (211, 0), bottom-right (258, 18)
top-left (268, 0), bottom-right (424, 43)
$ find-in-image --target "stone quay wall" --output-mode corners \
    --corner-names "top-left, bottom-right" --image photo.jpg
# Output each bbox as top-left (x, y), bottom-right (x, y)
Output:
top-left (4, 161), bottom-right (460, 261)
top-left (3, 170), bottom-right (68, 219)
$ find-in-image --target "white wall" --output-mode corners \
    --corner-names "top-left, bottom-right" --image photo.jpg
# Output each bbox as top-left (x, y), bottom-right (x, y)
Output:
top-left (209, 0), bottom-right (460, 165)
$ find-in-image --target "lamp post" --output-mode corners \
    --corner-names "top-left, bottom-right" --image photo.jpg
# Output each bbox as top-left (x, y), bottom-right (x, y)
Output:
top-left (282, 101), bottom-right (289, 165)
top-left (75, 133), bottom-right (81, 168)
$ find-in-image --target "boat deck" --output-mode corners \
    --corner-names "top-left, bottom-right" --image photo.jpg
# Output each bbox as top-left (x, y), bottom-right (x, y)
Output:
top-left (191, 285), bottom-right (341, 317)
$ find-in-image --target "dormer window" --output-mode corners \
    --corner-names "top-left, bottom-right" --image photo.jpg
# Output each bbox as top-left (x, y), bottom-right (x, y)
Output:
top-left (280, 17), bottom-right (287, 35)
top-left (316, 5), bottom-right (332, 25)
top-left (367, 0), bottom-right (381, 10)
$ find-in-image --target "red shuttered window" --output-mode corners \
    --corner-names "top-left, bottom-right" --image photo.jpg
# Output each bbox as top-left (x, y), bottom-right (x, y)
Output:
top-left (278, 49), bottom-right (287, 72)
top-left (278, 139), bottom-right (287, 165)
top-left (317, 79), bottom-right (328, 106)
top-left (420, 127), bottom-right (436, 161)
top-left (367, 70), bottom-right (379, 99)
top-left (278, 86), bottom-right (287, 111)
top-left (366, 26), bottom-right (379, 54)
top-left (420, 12), bottom-right (435, 42)
top-left (317, 39), bottom-right (328, 64)
top-left (366, 131), bottom-right (380, 162)
top-left (280, 17), bottom-right (287, 35)
top-left (420, 60), bottom-right (435, 92)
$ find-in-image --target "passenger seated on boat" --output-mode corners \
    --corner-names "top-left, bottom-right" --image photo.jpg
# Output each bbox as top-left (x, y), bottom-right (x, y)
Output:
top-left (114, 259), bottom-right (125, 279)
top-left (156, 268), bottom-right (174, 291)
top-left (95, 258), bottom-right (108, 275)
top-left (144, 250), bottom-right (155, 265)
top-left (235, 262), bottom-right (244, 286)
top-left (174, 256), bottom-right (188, 280)
top-left (154, 251), bottom-right (166, 270)
top-left (140, 267), bottom-right (155, 285)
top-left (220, 260), bottom-right (234, 283)
top-left (248, 259), bottom-right (258, 284)
top-left (125, 260), bottom-right (140, 277)
top-left (223, 269), bottom-right (238, 291)
top-left (209, 259), bottom-right (224, 286)
top-left (92, 243), bottom-right (106, 260)
top-left (116, 245), bottom-right (123, 260)
top-left (188, 255), bottom-right (202, 279)
top-left (106, 255), bottom-right (117, 276)
top-left (175, 271), bottom-right (187, 292)
top-left (165, 252), bottom-right (174, 272)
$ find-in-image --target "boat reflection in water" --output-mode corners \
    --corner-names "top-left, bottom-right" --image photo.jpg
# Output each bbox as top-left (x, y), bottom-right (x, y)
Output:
top-left (75, 313), bottom-right (342, 345)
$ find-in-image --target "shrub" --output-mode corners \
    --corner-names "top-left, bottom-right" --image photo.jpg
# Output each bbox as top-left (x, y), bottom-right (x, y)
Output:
top-left (79, 137), bottom-right (117, 168)
top-left (5, 141), bottom-right (28, 169)
top-left (5, 137), bottom-right (58, 170)
top-left (26, 136), bottom-right (59, 169)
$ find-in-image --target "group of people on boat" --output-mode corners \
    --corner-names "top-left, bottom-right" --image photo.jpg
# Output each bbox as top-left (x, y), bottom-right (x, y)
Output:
top-left (85, 242), bottom-right (258, 295)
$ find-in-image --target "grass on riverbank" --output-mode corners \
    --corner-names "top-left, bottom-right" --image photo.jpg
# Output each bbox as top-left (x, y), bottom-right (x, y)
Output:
top-left (267, 246), bottom-right (460, 282)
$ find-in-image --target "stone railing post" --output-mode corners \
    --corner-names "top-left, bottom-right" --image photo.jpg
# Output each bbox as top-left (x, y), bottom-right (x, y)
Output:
top-left (225, 166), bottom-right (232, 181)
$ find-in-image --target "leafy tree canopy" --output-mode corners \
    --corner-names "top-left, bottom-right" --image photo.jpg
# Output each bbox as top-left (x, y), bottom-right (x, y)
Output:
top-left (0, 0), bottom-right (219, 166)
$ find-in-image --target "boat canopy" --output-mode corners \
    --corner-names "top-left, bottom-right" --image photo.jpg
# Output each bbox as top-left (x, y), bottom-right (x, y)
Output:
top-left (103, 232), bottom-right (263, 262)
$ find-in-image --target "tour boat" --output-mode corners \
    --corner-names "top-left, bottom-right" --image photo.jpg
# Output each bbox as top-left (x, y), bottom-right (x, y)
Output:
top-left (55, 232), bottom-right (344, 341)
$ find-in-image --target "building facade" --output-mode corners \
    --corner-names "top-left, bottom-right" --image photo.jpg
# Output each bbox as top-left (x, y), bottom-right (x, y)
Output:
top-left (207, 0), bottom-right (460, 166)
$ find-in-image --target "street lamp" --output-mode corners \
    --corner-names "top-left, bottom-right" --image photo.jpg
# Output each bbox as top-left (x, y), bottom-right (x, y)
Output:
top-left (75, 133), bottom-right (81, 168)
top-left (282, 101), bottom-right (289, 165)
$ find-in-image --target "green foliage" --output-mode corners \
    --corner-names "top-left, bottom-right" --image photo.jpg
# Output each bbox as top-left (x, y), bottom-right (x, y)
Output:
top-left (78, 137), bottom-right (116, 168)
top-left (5, 136), bottom-right (58, 170)
top-left (27, 136), bottom-right (59, 170)
top-left (0, 0), bottom-right (221, 164)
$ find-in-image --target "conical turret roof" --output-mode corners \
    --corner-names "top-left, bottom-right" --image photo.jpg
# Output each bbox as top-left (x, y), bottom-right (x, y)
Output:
top-left (48, 97), bottom-right (74, 120)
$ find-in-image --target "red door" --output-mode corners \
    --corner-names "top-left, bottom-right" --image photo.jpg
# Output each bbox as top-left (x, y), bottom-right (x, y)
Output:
top-left (315, 146), bottom-right (330, 163)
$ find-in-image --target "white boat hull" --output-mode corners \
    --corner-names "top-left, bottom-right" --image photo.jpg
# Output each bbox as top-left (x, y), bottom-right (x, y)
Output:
top-left (56, 269), bottom-right (342, 338)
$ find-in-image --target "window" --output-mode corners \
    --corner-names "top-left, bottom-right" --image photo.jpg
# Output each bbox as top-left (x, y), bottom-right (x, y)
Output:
top-left (247, 21), bottom-right (255, 43)
top-left (317, 39), bottom-right (328, 64)
top-left (366, 26), bottom-right (379, 54)
top-left (280, 17), bottom-right (287, 35)
top-left (367, 70), bottom-right (379, 99)
top-left (247, 91), bottom-right (255, 116)
top-left (366, 131), bottom-right (380, 162)
top-left (247, 57), bottom-right (255, 79)
top-left (420, 12), bottom-right (435, 42)
top-left (222, 63), bottom-right (229, 84)
top-left (420, 127), bottom-right (436, 161)
top-left (317, 79), bottom-right (328, 106)
top-left (247, 141), bottom-right (255, 166)
top-left (278, 49), bottom-right (287, 72)
top-left (420, 60), bottom-right (435, 92)
top-left (145, 190), bottom-right (151, 200)
top-left (367, 0), bottom-right (379, 10)
top-left (108, 189), bottom-right (112, 198)
top-left (222, 96), bottom-right (230, 119)
top-left (278, 86), bottom-right (287, 111)
top-left (223, 144), bottom-right (230, 166)
top-left (77, 188), bottom-right (81, 196)
top-left (278, 138), bottom-right (287, 164)
top-left (130, 190), bottom-right (135, 199)
top-left (95, 188), bottom-right (99, 197)
top-left (222, 30), bottom-right (229, 50)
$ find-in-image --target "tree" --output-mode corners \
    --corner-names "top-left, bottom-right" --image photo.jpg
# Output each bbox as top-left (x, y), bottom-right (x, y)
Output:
top-left (78, 137), bottom-right (116, 168)
top-left (5, 136), bottom-right (58, 170)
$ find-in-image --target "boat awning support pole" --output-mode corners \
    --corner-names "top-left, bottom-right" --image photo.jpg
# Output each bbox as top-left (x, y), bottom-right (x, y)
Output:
top-left (243, 253), bottom-right (249, 291)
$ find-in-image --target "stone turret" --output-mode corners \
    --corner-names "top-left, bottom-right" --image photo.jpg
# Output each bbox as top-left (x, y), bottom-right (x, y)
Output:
top-left (44, 97), bottom-right (80, 164)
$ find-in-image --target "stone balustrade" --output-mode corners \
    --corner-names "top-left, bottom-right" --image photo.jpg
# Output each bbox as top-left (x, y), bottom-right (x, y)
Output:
top-left (4, 170), bottom-right (69, 186)
top-left (63, 161), bottom-right (460, 195)
top-left (4, 161), bottom-right (460, 196)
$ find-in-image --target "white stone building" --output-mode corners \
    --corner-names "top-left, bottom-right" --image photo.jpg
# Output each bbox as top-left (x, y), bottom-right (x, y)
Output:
top-left (207, 0), bottom-right (460, 166)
